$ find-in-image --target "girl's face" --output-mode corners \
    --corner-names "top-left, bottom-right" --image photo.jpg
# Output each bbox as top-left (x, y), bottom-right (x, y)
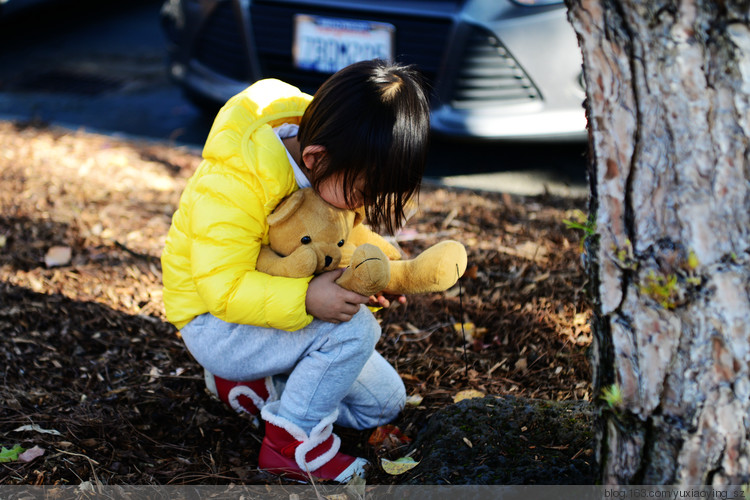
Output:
top-left (317, 172), bottom-right (365, 210)
top-left (302, 145), bottom-right (365, 210)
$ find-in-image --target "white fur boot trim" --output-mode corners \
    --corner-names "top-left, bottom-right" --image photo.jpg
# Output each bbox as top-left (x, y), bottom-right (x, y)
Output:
top-left (265, 376), bottom-right (279, 403)
top-left (228, 377), bottom-right (277, 414)
top-left (227, 386), bottom-right (264, 414)
top-left (261, 401), bottom-right (341, 473)
top-left (204, 370), bottom-right (278, 413)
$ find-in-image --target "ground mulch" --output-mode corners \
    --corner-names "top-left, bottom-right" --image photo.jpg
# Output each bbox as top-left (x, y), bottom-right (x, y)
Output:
top-left (0, 121), bottom-right (592, 485)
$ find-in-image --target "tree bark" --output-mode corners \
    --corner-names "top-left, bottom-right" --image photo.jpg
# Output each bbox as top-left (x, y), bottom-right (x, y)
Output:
top-left (566, 0), bottom-right (750, 484)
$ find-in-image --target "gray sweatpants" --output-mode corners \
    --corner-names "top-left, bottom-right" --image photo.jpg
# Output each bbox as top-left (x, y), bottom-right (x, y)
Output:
top-left (180, 305), bottom-right (406, 433)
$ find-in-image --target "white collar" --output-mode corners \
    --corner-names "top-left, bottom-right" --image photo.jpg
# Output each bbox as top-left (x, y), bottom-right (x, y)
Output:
top-left (273, 123), bottom-right (310, 189)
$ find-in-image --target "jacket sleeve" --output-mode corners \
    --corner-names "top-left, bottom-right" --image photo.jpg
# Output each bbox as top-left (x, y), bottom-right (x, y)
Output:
top-left (188, 171), bottom-right (313, 331)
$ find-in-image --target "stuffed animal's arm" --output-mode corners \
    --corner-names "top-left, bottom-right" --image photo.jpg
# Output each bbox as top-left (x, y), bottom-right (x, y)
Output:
top-left (256, 245), bottom-right (317, 278)
top-left (347, 224), bottom-right (402, 260)
top-left (336, 244), bottom-right (391, 296)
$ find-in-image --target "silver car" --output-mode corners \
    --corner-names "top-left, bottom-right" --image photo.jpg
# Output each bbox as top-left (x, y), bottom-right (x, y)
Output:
top-left (161, 0), bottom-right (586, 141)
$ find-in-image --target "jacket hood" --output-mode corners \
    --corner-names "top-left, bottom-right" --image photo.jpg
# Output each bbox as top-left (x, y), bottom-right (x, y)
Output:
top-left (202, 79), bottom-right (313, 168)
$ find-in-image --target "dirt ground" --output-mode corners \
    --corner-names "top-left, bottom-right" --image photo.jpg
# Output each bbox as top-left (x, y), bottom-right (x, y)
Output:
top-left (0, 121), bottom-right (592, 485)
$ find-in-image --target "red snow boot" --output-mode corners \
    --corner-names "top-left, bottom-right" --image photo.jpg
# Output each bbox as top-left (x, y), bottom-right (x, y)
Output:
top-left (258, 402), bottom-right (368, 483)
top-left (204, 369), bottom-right (276, 419)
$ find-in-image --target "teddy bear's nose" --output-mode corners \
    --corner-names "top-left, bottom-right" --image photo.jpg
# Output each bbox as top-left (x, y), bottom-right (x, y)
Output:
top-left (324, 255), bottom-right (333, 268)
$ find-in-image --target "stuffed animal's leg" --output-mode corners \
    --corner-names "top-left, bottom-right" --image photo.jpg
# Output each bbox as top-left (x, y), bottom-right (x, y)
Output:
top-left (336, 244), bottom-right (391, 296)
top-left (385, 241), bottom-right (468, 294)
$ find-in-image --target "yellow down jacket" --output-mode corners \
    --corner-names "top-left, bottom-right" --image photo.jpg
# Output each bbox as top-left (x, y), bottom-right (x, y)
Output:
top-left (161, 79), bottom-right (314, 331)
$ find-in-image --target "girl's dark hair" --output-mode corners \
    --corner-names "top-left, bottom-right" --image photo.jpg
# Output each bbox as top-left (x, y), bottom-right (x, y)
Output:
top-left (298, 59), bottom-right (430, 234)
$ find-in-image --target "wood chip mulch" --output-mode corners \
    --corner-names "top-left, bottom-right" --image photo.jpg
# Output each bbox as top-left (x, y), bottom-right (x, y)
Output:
top-left (0, 121), bottom-right (591, 485)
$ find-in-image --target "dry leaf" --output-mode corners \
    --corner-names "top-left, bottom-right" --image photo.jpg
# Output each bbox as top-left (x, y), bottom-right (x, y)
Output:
top-left (345, 472), bottom-right (366, 495)
top-left (147, 366), bottom-right (162, 383)
top-left (368, 425), bottom-right (412, 455)
top-left (368, 425), bottom-right (411, 448)
top-left (44, 246), bottom-right (72, 267)
top-left (496, 241), bottom-right (549, 263)
top-left (532, 271), bottom-right (551, 282)
top-left (453, 322), bottom-right (475, 341)
top-left (573, 312), bottom-right (589, 325)
top-left (13, 424), bottom-right (62, 436)
top-left (405, 394), bottom-right (423, 406)
top-left (18, 446), bottom-right (45, 463)
top-left (381, 457), bottom-right (419, 475)
top-left (515, 357), bottom-right (528, 372)
top-left (453, 389), bottom-right (485, 403)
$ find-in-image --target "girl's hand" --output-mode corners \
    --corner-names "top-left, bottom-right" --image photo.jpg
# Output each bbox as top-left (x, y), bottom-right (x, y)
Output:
top-left (368, 293), bottom-right (407, 309)
top-left (306, 269), bottom-right (370, 323)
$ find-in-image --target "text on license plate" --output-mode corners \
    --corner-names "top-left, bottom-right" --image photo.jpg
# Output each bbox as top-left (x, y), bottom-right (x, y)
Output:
top-left (293, 14), bottom-right (395, 74)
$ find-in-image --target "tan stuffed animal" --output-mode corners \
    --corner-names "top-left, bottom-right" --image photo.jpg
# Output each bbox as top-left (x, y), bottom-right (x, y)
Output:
top-left (256, 188), bottom-right (468, 297)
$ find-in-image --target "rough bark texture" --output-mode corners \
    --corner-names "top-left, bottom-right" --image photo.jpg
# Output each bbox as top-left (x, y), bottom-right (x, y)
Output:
top-left (567, 0), bottom-right (750, 485)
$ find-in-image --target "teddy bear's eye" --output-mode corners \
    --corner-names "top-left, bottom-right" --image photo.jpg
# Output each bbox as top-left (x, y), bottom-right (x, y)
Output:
top-left (301, 236), bottom-right (312, 244)
top-left (337, 240), bottom-right (345, 247)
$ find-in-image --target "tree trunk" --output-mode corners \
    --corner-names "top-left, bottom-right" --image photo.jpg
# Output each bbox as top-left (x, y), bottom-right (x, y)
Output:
top-left (566, 0), bottom-right (750, 485)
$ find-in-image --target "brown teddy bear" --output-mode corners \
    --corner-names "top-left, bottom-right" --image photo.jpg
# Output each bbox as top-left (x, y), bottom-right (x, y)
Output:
top-left (256, 188), bottom-right (468, 297)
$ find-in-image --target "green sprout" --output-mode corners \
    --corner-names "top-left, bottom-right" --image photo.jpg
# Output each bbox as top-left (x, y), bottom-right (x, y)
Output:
top-left (563, 210), bottom-right (596, 250)
top-left (600, 384), bottom-right (623, 409)
top-left (614, 239), bottom-right (637, 271)
top-left (687, 250), bottom-right (699, 270)
top-left (640, 270), bottom-right (680, 310)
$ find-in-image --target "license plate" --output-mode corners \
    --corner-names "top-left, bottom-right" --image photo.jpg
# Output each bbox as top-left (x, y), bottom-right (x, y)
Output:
top-left (293, 14), bottom-right (395, 74)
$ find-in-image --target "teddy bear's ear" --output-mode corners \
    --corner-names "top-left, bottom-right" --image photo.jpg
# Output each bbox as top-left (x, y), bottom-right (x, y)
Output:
top-left (353, 207), bottom-right (365, 227)
top-left (268, 189), bottom-right (307, 226)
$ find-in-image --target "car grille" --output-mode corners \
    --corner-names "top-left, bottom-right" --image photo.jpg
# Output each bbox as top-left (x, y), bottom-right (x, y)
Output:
top-left (450, 27), bottom-right (541, 109)
top-left (193, 3), bottom-right (250, 81)
top-left (249, 1), bottom-right (452, 95)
